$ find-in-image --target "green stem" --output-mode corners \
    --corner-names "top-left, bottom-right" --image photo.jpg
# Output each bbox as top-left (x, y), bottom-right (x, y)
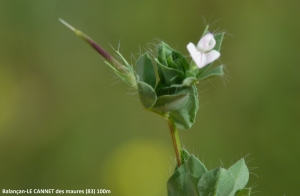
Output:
top-left (167, 118), bottom-right (183, 167)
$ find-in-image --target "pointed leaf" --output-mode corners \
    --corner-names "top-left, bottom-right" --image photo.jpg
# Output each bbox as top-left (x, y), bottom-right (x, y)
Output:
top-left (115, 50), bottom-right (133, 70)
top-left (156, 59), bottom-right (185, 86)
top-left (167, 173), bottom-right (199, 196)
top-left (169, 85), bottom-right (199, 129)
top-left (167, 77), bottom-right (198, 87)
top-left (168, 150), bottom-right (205, 196)
top-left (201, 25), bottom-right (210, 38)
top-left (152, 93), bottom-right (189, 112)
top-left (172, 50), bottom-right (190, 72)
top-left (185, 70), bottom-right (196, 78)
top-left (175, 154), bottom-right (208, 179)
top-left (228, 159), bottom-right (249, 196)
top-left (235, 188), bottom-right (251, 196)
top-left (197, 65), bottom-right (224, 80)
top-left (172, 149), bottom-right (191, 173)
top-left (213, 32), bottom-right (225, 52)
top-left (198, 168), bottom-right (235, 196)
top-left (158, 42), bottom-right (173, 67)
top-left (136, 53), bottom-right (156, 88)
top-left (157, 42), bottom-right (189, 76)
top-left (182, 77), bottom-right (198, 86)
top-left (181, 148), bottom-right (191, 164)
top-left (137, 81), bottom-right (157, 109)
top-left (166, 55), bottom-right (181, 71)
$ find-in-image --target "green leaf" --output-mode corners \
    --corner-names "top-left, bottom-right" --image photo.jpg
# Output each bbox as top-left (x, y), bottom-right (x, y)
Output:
top-left (137, 81), bottom-right (157, 109)
top-left (201, 25), bottom-right (210, 37)
top-left (168, 149), bottom-right (207, 196)
top-left (198, 168), bottom-right (235, 196)
top-left (169, 85), bottom-right (199, 129)
top-left (171, 149), bottom-right (191, 174)
top-left (172, 149), bottom-right (207, 175)
top-left (156, 42), bottom-right (192, 85)
top-left (176, 155), bottom-right (207, 180)
top-left (185, 70), bottom-right (196, 78)
top-left (197, 65), bottom-right (224, 80)
top-left (157, 42), bottom-right (190, 74)
top-left (235, 188), bottom-right (251, 196)
top-left (172, 50), bottom-right (190, 72)
top-left (157, 42), bottom-right (173, 67)
top-left (152, 93), bottom-right (189, 113)
top-left (166, 55), bottom-right (181, 71)
top-left (167, 173), bottom-right (199, 196)
top-left (156, 59), bottom-right (185, 86)
top-left (181, 148), bottom-right (191, 164)
top-left (136, 53), bottom-right (156, 89)
top-left (182, 77), bottom-right (198, 86)
top-left (170, 77), bottom-right (198, 87)
top-left (228, 159), bottom-right (249, 196)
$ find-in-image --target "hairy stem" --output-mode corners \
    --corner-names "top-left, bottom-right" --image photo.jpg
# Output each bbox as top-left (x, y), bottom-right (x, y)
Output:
top-left (168, 118), bottom-right (183, 167)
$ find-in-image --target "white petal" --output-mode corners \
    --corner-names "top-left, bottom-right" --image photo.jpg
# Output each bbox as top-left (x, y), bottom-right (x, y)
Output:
top-left (203, 50), bottom-right (220, 66)
top-left (197, 32), bottom-right (216, 52)
top-left (187, 42), bottom-right (198, 55)
top-left (187, 42), bottom-right (206, 68)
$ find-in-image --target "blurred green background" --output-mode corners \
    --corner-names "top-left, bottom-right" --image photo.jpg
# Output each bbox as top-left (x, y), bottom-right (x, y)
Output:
top-left (1, 0), bottom-right (299, 195)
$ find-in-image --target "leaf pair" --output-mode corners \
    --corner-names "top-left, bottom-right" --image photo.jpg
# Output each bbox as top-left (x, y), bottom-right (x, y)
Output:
top-left (167, 150), bottom-right (251, 196)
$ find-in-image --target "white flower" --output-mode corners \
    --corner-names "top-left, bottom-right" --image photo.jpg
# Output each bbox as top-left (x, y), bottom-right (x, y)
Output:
top-left (187, 32), bottom-right (220, 69)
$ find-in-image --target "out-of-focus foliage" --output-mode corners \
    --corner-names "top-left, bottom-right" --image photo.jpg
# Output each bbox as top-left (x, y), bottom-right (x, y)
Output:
top-left (0, 1), bottom-right (300, 195)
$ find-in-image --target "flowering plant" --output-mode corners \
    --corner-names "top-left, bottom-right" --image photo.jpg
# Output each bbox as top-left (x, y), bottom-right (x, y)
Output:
top-left (60, 19), bottom-right (251, 196)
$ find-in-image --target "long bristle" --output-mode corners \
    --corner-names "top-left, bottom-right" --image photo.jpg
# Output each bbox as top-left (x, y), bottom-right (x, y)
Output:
top-left (59, 18), bottom-right (76, 31)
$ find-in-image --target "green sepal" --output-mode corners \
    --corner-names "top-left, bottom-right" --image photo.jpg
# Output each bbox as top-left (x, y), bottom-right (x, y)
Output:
top-left (201, 25), bottom-right (210, 37)
top-left (115, 50), bottom-right (134, 71)
top-left (213, 32), bottom-right (225, 52)
top-left (228, 159), bottom-right (249, 196)
top-left (197, 65), bottom-right (224, 80)
top-left (169, 85), bottom-right (199, 130)
top-left (235, 188), bottom-right (251, 196)
top-left (155, 59), bottom-right (185, 86)
top-left (137, 81), bottom-right (157, 109)
top-left (104, 61), bottom-right (136, 88)
top-left (197, 168), bottom-right (235, 196)
top-left (136, 53), bottom-right (156, 89)
top-left (104, 48), bottom-right (137, 88)
top-left (152, 93), bottom-right (189, 113)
